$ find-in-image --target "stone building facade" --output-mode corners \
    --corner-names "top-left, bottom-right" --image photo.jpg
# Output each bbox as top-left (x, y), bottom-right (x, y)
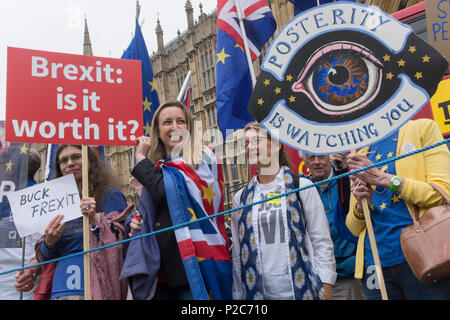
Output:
top-left (31, 0), bottom-right (425, 207)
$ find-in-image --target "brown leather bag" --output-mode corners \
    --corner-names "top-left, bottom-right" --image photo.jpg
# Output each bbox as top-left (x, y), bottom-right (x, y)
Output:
top-left (400, 183), bottom-right (450, 284)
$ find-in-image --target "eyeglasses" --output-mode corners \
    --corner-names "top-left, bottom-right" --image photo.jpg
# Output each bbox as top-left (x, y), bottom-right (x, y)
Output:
top-left (58, 153), bottom-right (82, 166)
top-left (245, 136), bottom-right (269, 148)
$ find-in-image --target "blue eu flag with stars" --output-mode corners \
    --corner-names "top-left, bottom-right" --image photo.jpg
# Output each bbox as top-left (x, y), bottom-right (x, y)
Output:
top-left (122, 19), bottom-right (159, 137)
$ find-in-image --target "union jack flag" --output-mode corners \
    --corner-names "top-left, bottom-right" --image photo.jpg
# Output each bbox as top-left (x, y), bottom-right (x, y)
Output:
top-left (162, 147), bottom-right (231, 299)
top-left (216, 0), bottom-right (276, 138)
top-left (218, 0), bottom-right (276, 60)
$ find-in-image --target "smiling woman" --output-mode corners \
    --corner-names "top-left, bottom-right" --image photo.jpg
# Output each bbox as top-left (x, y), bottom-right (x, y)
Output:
top-left (125, 100), bottom-right (232, 300)
top-left (231, 121), bottom-right (337, 300)
top-left (24, 144), bottom-right (130, 300)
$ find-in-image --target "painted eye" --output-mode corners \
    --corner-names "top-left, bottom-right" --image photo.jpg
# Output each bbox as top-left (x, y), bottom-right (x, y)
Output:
top-left (292, 43), bottom-right (383, 115)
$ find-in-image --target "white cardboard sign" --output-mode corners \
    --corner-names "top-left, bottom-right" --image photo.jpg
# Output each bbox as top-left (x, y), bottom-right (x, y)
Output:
top-left (7, 174), bottom-right (81, 238)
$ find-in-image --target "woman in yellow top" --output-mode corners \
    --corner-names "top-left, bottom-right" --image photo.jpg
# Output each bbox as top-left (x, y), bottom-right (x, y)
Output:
top-left (346, 118), bottom-right (450, 300)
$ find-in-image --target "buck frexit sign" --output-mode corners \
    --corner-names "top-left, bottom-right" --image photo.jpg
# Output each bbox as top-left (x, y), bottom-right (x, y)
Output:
top-left (248, 1), bottom-right (449, 154)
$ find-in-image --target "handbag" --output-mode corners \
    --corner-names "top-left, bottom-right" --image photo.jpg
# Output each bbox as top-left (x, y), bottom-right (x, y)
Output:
top-left (400, 183), bottom-right (450, 284)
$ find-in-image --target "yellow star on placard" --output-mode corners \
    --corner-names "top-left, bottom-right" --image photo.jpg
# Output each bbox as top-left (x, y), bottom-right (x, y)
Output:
top-left (217, 48), bottom-right (230, 64)
top-left (274, 87), bottom-right (281, 94)
top-left (143, 122), bottom-right (152, 136)
top-left (392, 194), bottom-right (400, 203)
top-left (143, 96), bottom-right (152, 112)
top-left (408, 46), bottom-right (416, 53)
top-left (415, 72), bottom-right (423, 80)
top-left (6, 160), bottom-right (13, 170)
top-left (20, 144), bottom-right (28, 154)
top-left (387, 151), bottom-right (393, 158)
top-left (202, 183), bottom-right (216, 205)
top-left (263, 79), bottom-right (270, 86)
top-left (379, 202), bottom-right (387, 210)
top-left (375, 153), bottom-right (382, 161)
top-left (148, 80), bottom-right (157, 91)
top-left (422, 55), bottom-right (430, 63)
top-left (257, 98), bottom-right (264, 106)
top-left (386, 72), bottom-right (394, 80)
top-left (286, 74), bottom-right (293, 81)
top-left (397, 59), bottom-right (406, 67)
top-left (383, 54), bottom-right (391, 62)
top-left (370, 204), bottom-right (375, 211)
top-left (188, 207), bottom-right (197, 221)
top-left (289, 95), bottom-right (296, 103)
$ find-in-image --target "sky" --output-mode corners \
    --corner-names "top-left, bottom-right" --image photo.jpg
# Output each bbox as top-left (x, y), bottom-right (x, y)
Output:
top-left (0, 0), bottom-right (216, 120)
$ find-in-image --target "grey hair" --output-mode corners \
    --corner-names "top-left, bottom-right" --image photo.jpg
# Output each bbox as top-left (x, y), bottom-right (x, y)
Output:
top-left (298, 151), bottom-right (311, 163)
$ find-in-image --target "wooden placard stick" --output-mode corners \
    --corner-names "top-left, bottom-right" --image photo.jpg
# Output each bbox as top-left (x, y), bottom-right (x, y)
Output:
top-left (82, 145), bottom-right (91, 300)
top-left (351, 149), bottom-right (388, 300)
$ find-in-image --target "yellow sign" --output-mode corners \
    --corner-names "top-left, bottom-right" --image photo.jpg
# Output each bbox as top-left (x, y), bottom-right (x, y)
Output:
top-left (429, 77), bottom-right (450, 136)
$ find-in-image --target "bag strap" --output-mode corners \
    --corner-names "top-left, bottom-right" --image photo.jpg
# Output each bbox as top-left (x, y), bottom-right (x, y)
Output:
top-left (429, 183), bottom-right (450, 206)
top-left (411, 183), bottom-right (450, 222)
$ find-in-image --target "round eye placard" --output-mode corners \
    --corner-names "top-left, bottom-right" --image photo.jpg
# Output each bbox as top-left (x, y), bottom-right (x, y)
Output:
top-left (248, 1), bottom-right (449, 154)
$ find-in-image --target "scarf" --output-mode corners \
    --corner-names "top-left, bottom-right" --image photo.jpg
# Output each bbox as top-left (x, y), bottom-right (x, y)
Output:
top-left (238, 167), bottom-right (325, 300)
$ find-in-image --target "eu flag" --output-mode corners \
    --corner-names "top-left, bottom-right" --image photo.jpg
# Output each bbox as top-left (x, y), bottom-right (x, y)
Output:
top-left (289, 0), bottom-right (356, 15)
top-left (216, 0), bottom-right (276, 139)
top-left (122, 19), bottom-right (160, 137)
top-left (216, 29), bottom-right (254, 139)
top-left (0, 121), bottom-right (29, 248)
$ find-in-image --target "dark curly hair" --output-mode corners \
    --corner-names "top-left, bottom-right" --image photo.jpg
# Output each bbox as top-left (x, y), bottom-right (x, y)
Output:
top-left (53, 145), bottom-right (120, 212)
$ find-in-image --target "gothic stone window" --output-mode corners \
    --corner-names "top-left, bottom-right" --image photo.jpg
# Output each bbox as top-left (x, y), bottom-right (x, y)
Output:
top-left (201, 49), bottom-right (216, 90)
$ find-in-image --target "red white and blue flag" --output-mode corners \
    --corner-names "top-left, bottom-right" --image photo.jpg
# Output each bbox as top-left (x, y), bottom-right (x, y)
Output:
top-left (218, 0), bottom-right (276, 60)
top-left (216, 0), bottom-right (276, 138)
top-left (177, 71), bottom-right (192, 110)
top-left (161, 148), bottom-right (231, 299)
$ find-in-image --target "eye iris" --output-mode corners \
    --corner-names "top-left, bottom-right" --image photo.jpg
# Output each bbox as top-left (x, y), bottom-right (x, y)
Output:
top-left (312, 53), bottom-right (368, 106)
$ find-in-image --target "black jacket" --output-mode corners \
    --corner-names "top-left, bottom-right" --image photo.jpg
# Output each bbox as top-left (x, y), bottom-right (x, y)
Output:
top-left (131, 158), bottom-right (188, 288)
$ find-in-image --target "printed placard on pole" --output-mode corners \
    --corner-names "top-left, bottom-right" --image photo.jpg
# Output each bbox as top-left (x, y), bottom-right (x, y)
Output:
top-left (425, 0), bottom-right (450, 61)
top-left (246, 1), bottom-right (450, 301)
top-left (6, 174), bottom-right (82, 238)
top-left (5, 47), bottom-right (143, 145)
top-left (248, 1), bottom-right (449, 155)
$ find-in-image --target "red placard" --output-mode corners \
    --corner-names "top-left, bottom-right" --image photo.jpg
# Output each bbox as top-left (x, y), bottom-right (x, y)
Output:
top-left (5, 47), bottom-right (143, 145)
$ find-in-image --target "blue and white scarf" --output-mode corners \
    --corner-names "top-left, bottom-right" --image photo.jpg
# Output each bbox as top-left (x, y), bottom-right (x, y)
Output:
top-left (238, 167), bottom-right (325, 300)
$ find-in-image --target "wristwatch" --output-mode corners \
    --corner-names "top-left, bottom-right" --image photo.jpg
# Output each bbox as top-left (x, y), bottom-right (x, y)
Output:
top-left (389, 175), bottom-right (402, 192)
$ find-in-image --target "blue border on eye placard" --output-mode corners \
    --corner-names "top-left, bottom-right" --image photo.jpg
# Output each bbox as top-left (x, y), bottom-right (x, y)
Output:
top-left (261, 1), bottom-right (413, 81)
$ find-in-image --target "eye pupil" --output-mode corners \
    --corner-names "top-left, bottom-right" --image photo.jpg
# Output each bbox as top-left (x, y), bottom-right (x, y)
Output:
top-left (328, 66), bottom-right (349, 85)
top-left (311, 53), bottom-right (369, 107)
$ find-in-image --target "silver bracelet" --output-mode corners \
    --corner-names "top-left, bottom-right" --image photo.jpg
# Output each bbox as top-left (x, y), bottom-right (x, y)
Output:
top-left (90, 214), bottom-right (101, 231)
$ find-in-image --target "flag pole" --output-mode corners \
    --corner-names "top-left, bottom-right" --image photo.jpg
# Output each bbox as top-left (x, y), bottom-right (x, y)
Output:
top-left (177, 71), bottom-right (192, 102)
top-left (351, 149), bottom-right (388, 300)
top-left (82, 145), bottom-right (91, 300)
top-left (19, 238), bottom-right (25, 300)
top-left (234, 0), bottom-right (257, 88)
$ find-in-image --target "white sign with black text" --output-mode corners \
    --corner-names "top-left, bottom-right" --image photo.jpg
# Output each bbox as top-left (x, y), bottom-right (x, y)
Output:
top-left (7, 174), bottom-right (81, 238)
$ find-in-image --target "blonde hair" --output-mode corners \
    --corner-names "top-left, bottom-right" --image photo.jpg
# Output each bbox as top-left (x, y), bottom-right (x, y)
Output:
top-left (149, 100), bottom-right (202, 165)
top-left (243, 121), bottom-right (294, 171)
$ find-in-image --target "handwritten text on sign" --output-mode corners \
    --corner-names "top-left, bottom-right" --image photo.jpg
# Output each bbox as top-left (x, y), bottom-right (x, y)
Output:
top-left (6, 47), bottom-right (143, 145)
top-left (7, 174), bottom-right (82, 238)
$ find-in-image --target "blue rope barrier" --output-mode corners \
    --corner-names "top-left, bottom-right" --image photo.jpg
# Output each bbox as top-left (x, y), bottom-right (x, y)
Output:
top-left (1, 137), bottom-right (449, 277)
